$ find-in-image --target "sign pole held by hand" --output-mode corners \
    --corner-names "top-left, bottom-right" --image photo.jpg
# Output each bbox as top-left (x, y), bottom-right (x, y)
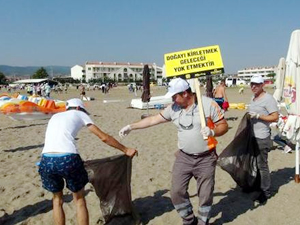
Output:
top-left (193, 78), bottom-right (207, 139)
top-left (193, 78), bottom-right (206, 128)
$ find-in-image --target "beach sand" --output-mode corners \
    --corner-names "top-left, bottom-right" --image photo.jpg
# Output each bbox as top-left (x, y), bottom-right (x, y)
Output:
top-left (0, 86), bottom-right (300, 225)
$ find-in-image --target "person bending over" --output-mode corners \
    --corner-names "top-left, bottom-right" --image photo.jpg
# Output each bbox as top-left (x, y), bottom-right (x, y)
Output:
top-left (39, 98), bottom-right (137, 225)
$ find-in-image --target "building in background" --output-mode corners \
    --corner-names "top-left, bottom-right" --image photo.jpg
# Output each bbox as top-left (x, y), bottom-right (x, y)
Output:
top-left (71, 62), bottom-right (163, 85)
top-left (237, 66), bottom-right (276, 82)
top-left (70, 65), bottom-right (85, 81)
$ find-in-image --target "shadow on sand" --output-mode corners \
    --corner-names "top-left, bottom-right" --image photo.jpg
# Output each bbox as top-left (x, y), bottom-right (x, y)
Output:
top-left (0, 190), bottom-right (92, 225)
top-left (0, 167), bottom-right (294, 225)
top-left (132, 166), bottom-right (294, 224)
top-left (210, 167), bottom-right (294, 224)
top-left (225, 117), bottom-right (239, 121)
top-left (133, 189), bottom-right (173, 225)
top-left (0, 189), bottom-right (173, 225)
top-left (4, 144), bottom-right (44, 152)
top-left (0, 123), bottom-right (47, 131)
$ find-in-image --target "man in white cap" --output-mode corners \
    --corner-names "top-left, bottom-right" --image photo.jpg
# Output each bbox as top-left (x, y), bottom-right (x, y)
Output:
top-left (119, 78), bottom-right (228, 225)
top-left (39, 98), bottom-right (137, 225)
top-left (248, 75), bottom-right (279, 203)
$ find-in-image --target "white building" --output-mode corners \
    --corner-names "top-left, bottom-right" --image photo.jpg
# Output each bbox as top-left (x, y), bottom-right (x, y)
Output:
top-left (70, 65), bottom-right (84, 81)
top-left (237, 66), bottom-right (276, 81)
top-left (71, 61), bottom-right (163, 84)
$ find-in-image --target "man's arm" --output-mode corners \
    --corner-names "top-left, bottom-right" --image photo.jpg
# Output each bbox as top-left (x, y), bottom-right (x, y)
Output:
top-left (213, 118), bottom-right (228, 137)
top-left (119, 113), bottom-right (169, 138)
top-left (130, 113), bottom-right (168, 130)
top-left (258, 111), bottom-right (279, 122)
top-left (87, 124), bottom-right (137, 157)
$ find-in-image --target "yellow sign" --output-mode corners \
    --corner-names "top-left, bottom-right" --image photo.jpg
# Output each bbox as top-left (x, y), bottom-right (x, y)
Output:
top-left (164, 45), bottom-right (224, 79)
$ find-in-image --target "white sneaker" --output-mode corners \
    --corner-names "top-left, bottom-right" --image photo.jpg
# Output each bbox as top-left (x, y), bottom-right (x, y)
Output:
top-left (283, 146), bottom-right (292, 153)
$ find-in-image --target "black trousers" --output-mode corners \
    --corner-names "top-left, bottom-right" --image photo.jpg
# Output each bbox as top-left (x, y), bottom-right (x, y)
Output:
top-left (256, 136), bottom-right (273, 195)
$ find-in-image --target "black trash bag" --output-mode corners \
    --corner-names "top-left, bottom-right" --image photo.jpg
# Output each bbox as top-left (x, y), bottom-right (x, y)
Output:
top-left (218, 113), bottom-right (261, 192)
top-left (84, 155), bottom-right (140, 225)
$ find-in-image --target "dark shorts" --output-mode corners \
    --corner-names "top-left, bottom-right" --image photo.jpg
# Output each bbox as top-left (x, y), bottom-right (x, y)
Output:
top-left (38, 153), bottom-right (89, 193)
top-left (214, 97), bottom-right (224, 108)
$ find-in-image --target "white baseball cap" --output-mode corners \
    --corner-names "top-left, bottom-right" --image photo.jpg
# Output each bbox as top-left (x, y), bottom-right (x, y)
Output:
top-left (66, 98), bottom-right (89, 114)
top-left (250, 75), bottom-right (264, 84)
top-left (164, 78), bottom-right (190, 98)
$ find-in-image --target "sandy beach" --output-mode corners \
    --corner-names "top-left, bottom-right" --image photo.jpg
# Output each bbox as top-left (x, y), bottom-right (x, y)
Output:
top-left (0, 85), bottom-right (300, 225)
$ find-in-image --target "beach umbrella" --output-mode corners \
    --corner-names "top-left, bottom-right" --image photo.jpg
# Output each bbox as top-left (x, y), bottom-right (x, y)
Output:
top-left (141, 64), bottom-right (151, 117)
top-left (283, 30), bottom-right (300, 115)
top-left (206, 75), bottom-right (213, 98)
top-left (273, 57), bottom-right (286, 103)
top-left (282, 29), bottom-right (300, 182)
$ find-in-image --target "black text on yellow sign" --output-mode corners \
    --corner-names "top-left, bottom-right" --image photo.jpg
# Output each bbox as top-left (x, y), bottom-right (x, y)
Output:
top-left (164, 45), bottom-right (224, 79)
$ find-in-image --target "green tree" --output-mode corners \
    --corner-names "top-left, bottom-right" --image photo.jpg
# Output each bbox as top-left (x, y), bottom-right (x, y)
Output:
top-left (32, 67), bottom-right (49, 79)
top-left (0, 71), bottom-right (8, 84)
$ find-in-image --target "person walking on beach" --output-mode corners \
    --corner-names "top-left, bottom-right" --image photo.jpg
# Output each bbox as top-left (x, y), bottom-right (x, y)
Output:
top-left (38, 98), bottom-right (138, 225)
top-left (119, 78), bottom-right (228, 225)
top-left (80, 85), bottom-right (87, 101)
top-left (45, 83), bottom-right (51, 98)
top-left (248, 75), bottom-right (279, 204)
top-left (238, 87), bottom-right (244, 95)
top-left (213, 79), bottom-right (228, 110)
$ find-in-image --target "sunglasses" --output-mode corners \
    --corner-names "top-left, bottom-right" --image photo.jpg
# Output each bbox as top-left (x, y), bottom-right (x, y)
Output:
top-left (178, 106), bottom-right (195, 130)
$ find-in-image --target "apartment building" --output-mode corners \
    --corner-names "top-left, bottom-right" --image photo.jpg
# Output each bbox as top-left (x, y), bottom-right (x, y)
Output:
top-left (237, 66), bottom-right (276, 81)
top-left (70, 65), bottom-right (84, 80)
top-left (71, 61), bottom-right (163, 84)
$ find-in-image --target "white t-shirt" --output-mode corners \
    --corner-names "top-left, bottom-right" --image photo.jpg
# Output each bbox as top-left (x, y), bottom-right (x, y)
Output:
top-left (42, 110), bottom-right (94, 154)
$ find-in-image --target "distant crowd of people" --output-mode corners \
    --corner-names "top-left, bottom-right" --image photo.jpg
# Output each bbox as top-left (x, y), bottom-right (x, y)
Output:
top-left (26, 83), bottom-right (52, 97)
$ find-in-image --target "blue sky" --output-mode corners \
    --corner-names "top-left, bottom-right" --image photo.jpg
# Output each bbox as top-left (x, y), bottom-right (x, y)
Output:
top-left (0, 0), bottom-right (299, 73)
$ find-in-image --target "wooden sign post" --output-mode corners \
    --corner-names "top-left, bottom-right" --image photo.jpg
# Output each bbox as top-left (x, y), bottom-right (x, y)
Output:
top-left (193, 78), bottom-right (208, 139)
top-left (193, 78), bottom-right (206, 128)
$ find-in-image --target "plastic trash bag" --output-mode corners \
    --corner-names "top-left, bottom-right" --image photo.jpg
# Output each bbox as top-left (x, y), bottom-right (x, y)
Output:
top-left (84, 155), bottom-right (140, 225)
top-left (218, 113), bottom-right (261, 192)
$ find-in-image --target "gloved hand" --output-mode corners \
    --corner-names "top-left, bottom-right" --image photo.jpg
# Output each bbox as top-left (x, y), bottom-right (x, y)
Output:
top-left (201, 126), bottom-right (215, 137)
top-left (269, 122), bottom-right (277, 128)
top-left (119, 125), bottom-right (132, 138)
top-left (249, 111), bottom-right (260, 119)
